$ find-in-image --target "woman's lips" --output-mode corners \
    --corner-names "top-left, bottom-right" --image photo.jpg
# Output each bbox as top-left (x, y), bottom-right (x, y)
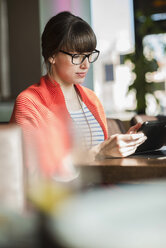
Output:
top-left (76, 72), bottom-right (87, 78)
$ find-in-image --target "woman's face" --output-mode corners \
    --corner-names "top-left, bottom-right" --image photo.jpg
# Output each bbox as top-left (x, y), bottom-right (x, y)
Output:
top-left (50, 51), bottom-right (90, 86)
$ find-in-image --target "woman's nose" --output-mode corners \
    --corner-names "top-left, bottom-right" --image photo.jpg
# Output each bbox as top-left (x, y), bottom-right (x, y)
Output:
top-left (80, 57), bottom-right (90, 69)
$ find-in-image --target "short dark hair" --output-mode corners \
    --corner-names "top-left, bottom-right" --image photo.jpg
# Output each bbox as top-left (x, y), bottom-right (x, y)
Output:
top-left (41, 11), bottom-right (97, 66)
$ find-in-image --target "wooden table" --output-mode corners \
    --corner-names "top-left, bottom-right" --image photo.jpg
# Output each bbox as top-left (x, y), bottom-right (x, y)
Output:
top-left (77, 153), bottom-right (166, 185)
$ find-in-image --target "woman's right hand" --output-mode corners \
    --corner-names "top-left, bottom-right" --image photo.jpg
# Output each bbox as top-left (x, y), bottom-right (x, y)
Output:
top-left (92, 132), bottom-right (147, 159)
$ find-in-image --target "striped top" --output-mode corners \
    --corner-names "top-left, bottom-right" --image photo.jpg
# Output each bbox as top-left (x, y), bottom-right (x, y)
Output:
top-left (69, 102), bottom-right (104, 148)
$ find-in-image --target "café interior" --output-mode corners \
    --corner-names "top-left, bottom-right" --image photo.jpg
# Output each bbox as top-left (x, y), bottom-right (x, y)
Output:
top-left (0, 0), bottom-right (166, 247)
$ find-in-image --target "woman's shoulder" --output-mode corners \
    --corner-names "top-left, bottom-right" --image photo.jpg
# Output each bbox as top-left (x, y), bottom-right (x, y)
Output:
top-left (16, 76), bottom-right (47, 103)
top-left (15, 83), bottom-right (40, 104)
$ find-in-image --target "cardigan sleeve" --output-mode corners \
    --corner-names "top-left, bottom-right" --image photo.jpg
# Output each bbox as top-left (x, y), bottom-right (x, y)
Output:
top-left (10, 91), bottom-right (74, 179)
top-left (10, 92), bottom-right (40, 129)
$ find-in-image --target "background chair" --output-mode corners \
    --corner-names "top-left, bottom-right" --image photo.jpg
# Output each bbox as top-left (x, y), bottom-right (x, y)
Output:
top-left (130, 114), bottom-right (166, 126)
top-left (0, 124), bottom-right (25, 211)
top-left (130, 114), bottom-right (158, 126)
top-left (106, 118), bottom-right (126, 136)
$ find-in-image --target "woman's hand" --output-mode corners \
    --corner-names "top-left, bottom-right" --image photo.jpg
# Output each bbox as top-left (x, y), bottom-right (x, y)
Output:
top-left (91, 123), bottom-right (147, 159)
top-left (98, 132), bottom-right (146, 158)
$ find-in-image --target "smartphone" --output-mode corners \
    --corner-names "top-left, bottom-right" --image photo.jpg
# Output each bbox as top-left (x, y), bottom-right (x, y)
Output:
top-left (135, 120), bottom-right (166, 153)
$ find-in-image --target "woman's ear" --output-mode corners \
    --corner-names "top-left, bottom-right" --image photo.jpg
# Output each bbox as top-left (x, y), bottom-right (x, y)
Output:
top-left (48, 56), bottom-right (55, 64)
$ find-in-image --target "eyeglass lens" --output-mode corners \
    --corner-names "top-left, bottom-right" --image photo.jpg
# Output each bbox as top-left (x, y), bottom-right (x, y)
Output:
top-left (72, 51), bottom-right (99, 65)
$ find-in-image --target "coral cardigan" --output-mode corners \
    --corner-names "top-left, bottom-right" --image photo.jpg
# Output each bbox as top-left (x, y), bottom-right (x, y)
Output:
top-left (10, 75), bottom-right (108, 177)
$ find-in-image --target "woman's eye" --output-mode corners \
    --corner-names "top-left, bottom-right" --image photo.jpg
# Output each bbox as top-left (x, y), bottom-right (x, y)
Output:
top-left (74, 55), bottom-right (80, 59)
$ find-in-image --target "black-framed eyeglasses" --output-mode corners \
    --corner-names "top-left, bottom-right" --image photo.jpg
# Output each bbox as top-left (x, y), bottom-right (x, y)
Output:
top-left (59, 49), bottom-right (100, 65)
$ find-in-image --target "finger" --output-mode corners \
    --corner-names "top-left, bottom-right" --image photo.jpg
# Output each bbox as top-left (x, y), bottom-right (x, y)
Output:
top-left (116, 145), bottom-right (137, 157)
top-left (114, 136), bottom-right (147, 152)
top-left (110, 132), bottom-right (145, 141)
top-left (119, 145), bottom-right (136, 154)
top-left (119, 136), bottom-right (147, 156)
top-left (116, 133), bottom-right (146, 143)
top-left (127, 123), bottom-right (142, 134)
top-left (124, 136), bottom-right (147, 147)
top-left (136, 136), bottom-right (147, 146)
top-left (121, 149), bottom-right (137, 157)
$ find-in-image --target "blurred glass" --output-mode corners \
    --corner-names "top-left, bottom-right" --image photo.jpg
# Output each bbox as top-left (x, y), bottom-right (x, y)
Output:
top-left (49, 180), bottom-right (166, 248)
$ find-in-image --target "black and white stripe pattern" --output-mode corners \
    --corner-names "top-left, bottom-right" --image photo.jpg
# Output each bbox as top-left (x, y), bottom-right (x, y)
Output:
top-left (69, 102), bottom-right (104, 148)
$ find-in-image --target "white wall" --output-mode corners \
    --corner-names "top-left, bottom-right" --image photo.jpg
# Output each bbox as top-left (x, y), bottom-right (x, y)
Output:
top-left (91, 0), bottom-right (135, 117)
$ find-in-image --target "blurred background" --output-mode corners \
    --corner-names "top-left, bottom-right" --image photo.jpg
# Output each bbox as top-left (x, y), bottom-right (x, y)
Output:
top-left (1, 0), bottom-right (166, 121)
top-left (1, 2), bottom-right (166, 247)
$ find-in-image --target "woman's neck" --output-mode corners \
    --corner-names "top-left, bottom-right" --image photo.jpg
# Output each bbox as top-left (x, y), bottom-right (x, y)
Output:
top-left (49, 73), bottom-right (82, 111)
top-left (60, 83), bottom-right (82, 112)
top-left (49, 73), bottom-right (76, 100)
top-left (60, 83), bottom-right (76, 101)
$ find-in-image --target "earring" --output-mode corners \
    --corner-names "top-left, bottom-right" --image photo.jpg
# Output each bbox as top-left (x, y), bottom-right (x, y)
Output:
top-left (49, 57), bottom-right (55, 64)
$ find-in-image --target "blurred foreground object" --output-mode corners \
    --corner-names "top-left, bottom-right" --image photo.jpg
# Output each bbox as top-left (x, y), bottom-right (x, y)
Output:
top-left (0, 179), bottom-right (166, 248)
top-left (50, 180), bottom-right (166, 248)
top-left (0, 124), bottom-right (25, 211)
top-left (0, 208), bottom-right (38, 248)
top-left (0, 179), bottom-right (74, 248)
top-left (19, 114), bottom-right (78, 184)
top-left (29, 179), bottom-right (72, 214)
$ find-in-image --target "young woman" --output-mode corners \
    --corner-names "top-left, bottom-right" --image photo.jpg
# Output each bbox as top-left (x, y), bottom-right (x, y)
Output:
top-left (10, 11), bottom-right (146, 179)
